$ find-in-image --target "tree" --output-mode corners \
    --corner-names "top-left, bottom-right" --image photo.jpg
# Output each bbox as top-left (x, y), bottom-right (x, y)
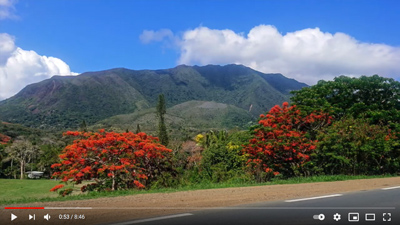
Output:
top-left (316, 117), bottom-right (399, 175)
top-left (37, 137), bottom-right (64, 177)
top-left (79, 120), bottom-right (87, 132)
top-left (0, 133), bottom-right (11, 161)
top-left (0, 133), bottom-right (11, 177)
top-left (197, 130), bottom-right (251, 182)
top-left (291, 75), bottom-right (400, 124)
top-left (157, 94), bottom-right (169, 146)
top-left (4, 137), bottom-right (39, 179)
top-left (135, 124), bottom-right (141, 133)
top-left (0, 133), bottom-right (11, 145)
top-left (50, 130), bottom-right (172, 193)
top-left (195, 130), bottom-right (228, 149)
top-left (243, 102), bottom-right (331, 180)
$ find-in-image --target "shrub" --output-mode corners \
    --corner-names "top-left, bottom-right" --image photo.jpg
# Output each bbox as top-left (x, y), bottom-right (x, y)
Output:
top-left (316, 117), bottom-right (400, 175)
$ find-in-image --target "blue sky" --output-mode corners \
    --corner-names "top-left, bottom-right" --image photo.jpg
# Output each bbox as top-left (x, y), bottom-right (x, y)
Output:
top-left (0, 0), bottom-right (400, 99)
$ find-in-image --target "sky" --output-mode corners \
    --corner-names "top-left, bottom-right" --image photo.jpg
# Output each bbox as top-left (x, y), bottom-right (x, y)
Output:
top-left (0, 0), bottom-right (400, 100)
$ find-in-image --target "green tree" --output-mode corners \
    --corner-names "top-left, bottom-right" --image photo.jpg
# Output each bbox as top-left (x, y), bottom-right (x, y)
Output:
top-left (3, 137), bottom-right (39, 179)
top-left (37, 138), bottom-right (64, 177)
top-left (157, 94), bottom-right (169, 146)
top-left (79, 120), bottom-right (87, 132)
top-left (315, 117), bottom-right (399, 175)
top-left (199, 130), bottom-right (251, 182)
top-left (291, 75), bottom-right (400, 123)
top-left (136, 124), bottom-right (141, 133)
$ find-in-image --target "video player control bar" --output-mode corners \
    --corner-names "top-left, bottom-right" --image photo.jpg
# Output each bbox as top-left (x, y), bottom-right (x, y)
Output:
top-left (5, 207), bottom-right (92, 209)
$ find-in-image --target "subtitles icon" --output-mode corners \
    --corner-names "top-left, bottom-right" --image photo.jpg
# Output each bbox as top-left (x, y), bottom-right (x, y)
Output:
top-left (313, 214), bottom-right (325, 221)
top-left (348, 212), bottom-right (359, 222)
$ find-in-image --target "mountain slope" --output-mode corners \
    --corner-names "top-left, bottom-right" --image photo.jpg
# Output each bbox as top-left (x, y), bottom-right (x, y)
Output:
top-left (0, 64), bottom-right (307, 130)
top-left (91, 100), bottom-right (254, 140)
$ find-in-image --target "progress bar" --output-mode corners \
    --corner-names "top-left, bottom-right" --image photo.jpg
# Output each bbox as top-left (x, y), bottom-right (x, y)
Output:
top-left (4, 206), bottom-right (395, 210)
top-left (4, 207), bottom-right (92, 209)
top-left (5, 207), bottom-right (45, 209)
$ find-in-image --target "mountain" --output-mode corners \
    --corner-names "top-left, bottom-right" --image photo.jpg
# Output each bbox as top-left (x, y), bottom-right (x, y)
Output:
top-left (91, 100), bottom-right (254, 139)
top-left (0, 121), bottom-right (48, 141)
top-left (0, 64), bottom-right (308, 130)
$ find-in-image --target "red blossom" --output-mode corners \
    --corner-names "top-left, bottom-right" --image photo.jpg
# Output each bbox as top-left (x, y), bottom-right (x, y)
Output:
top-left (51, 163), bottom-right (62, 168)
top-left (51, 129), bottom-right (172, 193)
top-left (134, 180), bottom-right (145, 189)
top-left (0, 133), bottom-right (11, 145)
top-left (243, 102), bottom-right (331, 178)
top-left (50, 184), bottom-right (64, 192)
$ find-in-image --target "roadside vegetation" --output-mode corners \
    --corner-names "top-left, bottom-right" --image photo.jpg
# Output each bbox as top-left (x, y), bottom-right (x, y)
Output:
top-left (0, 174), bottom-right (395, 205)
top-left (1, 75), bottom-right (400, 200)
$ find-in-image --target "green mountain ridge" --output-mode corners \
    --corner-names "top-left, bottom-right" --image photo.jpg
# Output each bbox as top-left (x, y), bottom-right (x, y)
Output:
top-left (0, 64), bottom-right (307, 130)
top-left (92, 100), bottom-right (254, 139)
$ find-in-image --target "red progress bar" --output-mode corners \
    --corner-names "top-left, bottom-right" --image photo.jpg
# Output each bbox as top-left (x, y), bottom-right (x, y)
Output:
top-left (4, 207), bottom-right (44, 209)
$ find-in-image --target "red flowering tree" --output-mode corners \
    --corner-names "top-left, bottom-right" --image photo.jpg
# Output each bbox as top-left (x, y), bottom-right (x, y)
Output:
top-left (243, 102), bottom-right (332, 181)
top-left (0, 133), bottom-right (11, 165)
top-left (0, 133), bottom-right (11, 145)
top-left (51, 130), bottom-right (172, 193)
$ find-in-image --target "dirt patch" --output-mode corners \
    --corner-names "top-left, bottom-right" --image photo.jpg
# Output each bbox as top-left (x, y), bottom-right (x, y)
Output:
top-left (1, 177), bottom-right (399, 225)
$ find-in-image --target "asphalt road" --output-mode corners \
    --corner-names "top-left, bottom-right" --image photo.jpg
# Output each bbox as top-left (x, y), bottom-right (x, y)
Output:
top-left (109, 187), bottom-right (400, 225)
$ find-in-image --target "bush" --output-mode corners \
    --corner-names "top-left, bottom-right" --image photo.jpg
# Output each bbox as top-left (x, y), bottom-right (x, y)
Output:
top-left (315, 117), bottom-right (400, 175)
top-left (198, 130), bottom-right (251, 182)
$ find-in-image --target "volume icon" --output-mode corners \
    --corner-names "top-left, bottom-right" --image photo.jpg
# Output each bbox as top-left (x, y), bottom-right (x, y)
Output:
top-left (44, 214), bottom-right (51, 221)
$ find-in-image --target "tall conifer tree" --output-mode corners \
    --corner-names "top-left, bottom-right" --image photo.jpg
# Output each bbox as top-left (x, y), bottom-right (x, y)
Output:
top-left (157, 94), bottom-right (169, 146)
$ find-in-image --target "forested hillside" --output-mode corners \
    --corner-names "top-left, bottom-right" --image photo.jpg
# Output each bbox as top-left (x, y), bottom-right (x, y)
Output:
top-left (0, 64), bottom-right (307, 130)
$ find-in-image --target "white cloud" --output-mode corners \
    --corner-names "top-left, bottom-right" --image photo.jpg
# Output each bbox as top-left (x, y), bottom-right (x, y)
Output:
top-left (147, 25), bottom-right (400, 85)
top-left (139, 29), bottom-right (175, 44)
top-left (0, 0), bottom-right (17, 20)
top-left (0, 33), bottom-right (15, 64)
top-left (0, 33), bottom-right (78, 100)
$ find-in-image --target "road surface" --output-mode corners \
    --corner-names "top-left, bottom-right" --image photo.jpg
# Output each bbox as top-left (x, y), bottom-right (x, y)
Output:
top-left (2, 177), bottom-right (400, 225)
top-left (108, 187), bottom-right (400, 225)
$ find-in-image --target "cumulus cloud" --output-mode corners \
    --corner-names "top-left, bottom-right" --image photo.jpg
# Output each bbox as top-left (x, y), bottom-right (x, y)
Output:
top-left (145, 25), bottom-right (400, 84)
top-left (0, 33), bottom-right (78, 100)
top-left (0, 0), bottom-right (17, 20)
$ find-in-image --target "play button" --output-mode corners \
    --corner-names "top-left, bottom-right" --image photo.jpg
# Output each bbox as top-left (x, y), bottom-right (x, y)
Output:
top-left (11, 213), bottom-right (17, 221)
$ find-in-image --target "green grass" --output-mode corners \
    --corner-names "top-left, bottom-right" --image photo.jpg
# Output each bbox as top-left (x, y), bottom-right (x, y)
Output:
top-left (0, 179), bottom-right (80, 205)
top-left (0, 174), bottom-right (396, 206)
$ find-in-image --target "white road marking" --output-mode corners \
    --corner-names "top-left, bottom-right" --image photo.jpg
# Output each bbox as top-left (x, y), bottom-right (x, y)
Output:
top-left (110, 213), bottom-right (193, 225)
top-left (285, 194), bottom-right (343, 203)
top-left (382, 186), bottom-right (400, 190)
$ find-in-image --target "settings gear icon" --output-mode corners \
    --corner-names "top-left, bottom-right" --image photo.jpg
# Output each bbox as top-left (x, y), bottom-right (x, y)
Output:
top-left (333, 213), bottom-right (341, 221)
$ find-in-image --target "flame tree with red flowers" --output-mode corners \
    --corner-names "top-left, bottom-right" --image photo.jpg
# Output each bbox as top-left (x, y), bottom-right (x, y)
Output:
top-left (0, 133), bottom-right (11, 166)
top-left (243, 102), bottom-right (332, 181)
top-left (0, 133), bottom-right (11, 145)
top-left (51, 129), bottom-right (172, 194)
